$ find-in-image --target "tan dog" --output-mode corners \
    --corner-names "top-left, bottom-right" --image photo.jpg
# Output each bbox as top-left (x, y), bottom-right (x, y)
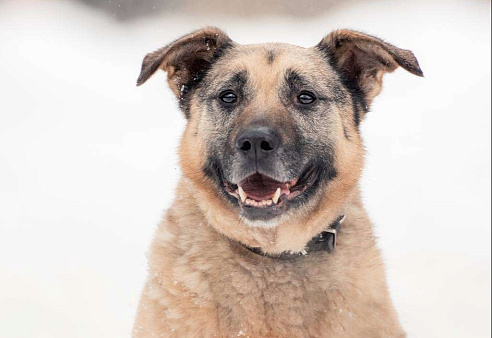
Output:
top-left (133, 27), bottom-right (422, 337)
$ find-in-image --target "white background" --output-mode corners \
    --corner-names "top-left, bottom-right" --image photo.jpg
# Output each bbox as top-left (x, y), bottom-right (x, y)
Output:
top-left (0, 0), bottom-right (490, 337)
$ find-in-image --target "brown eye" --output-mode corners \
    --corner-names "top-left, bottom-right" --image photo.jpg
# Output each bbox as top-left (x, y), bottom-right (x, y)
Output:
top-left (297, 91), bottom-right (316, 105)
top-left (219, 91), bottom-right (237, 104)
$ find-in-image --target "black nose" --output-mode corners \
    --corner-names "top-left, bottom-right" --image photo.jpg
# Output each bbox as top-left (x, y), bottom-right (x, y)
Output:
top-left (236, 127), bottom-right (279, 160)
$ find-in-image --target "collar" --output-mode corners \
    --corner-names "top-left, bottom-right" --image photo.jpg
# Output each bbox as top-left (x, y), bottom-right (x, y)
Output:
top-left (242, 215), bottom-right (346, 260)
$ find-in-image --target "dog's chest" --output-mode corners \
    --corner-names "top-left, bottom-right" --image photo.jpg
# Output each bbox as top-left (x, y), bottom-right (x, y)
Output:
top-left (141, 219), bottom-right (404, 337)
top-left (201, 252), bottom-right (353, 337)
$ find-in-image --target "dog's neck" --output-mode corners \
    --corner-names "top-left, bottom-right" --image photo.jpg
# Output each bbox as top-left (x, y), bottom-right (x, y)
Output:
top-left (240, 214), bottom-right (346, 258)
top-left (176, 178), bottom-right (361, 255)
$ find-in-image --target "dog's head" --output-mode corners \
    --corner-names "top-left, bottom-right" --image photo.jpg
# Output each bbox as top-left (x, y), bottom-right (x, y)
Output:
top-left (138, 27), bottom-right (422, 229)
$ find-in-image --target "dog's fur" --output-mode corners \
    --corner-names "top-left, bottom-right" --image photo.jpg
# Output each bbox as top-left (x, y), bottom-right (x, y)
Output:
top-left (133, 27), bottom-right (422, 337)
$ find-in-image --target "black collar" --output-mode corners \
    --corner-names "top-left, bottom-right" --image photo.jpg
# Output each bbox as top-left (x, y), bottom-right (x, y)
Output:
top-left (242, 215), bottom-right (346, 260)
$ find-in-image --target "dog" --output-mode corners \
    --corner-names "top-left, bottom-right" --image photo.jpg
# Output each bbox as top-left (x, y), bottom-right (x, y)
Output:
top-left (133, 27), bottom-right (422, 337)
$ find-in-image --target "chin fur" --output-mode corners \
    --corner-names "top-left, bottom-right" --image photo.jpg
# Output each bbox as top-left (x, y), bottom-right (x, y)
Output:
top-left (241, 217), bottom-right (281, 229)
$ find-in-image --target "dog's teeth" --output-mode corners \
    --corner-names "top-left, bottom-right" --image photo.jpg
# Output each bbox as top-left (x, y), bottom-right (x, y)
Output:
top-left (238, 186), bottom-right (247, 203)
top-left (272, 188), bottom-right (281, 204)
top-left (266, 200), bottom-right (272, 206)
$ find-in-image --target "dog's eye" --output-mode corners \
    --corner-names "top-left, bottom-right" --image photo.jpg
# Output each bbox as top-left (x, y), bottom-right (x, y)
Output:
top-left (219, 91), bottom-right (238, 104)
top-left (297, 92), bottom-right (316, 105)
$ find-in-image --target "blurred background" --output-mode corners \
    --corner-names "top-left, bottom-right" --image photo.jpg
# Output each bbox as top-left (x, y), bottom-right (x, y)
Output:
top-left (0, 0), bottom-right (490, 337)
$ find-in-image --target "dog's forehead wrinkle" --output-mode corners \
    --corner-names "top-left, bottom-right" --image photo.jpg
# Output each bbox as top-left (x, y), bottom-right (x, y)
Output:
top-left (266, 49), bottom-right (276, 65)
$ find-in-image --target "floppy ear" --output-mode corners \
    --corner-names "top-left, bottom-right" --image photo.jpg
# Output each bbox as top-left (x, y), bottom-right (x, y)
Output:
top-left (137, 27), bottom-right (234, 115)
top-left (317, 29), bottom-right (423, 108)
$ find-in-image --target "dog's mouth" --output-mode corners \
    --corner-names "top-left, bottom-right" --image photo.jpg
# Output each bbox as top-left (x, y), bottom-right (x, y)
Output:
top-left (224, 165), bottom-right (319, 211)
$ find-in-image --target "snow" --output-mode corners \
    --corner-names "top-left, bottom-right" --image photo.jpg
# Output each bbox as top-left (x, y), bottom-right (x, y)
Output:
top-left (0, 0), bottom-right (490, 337)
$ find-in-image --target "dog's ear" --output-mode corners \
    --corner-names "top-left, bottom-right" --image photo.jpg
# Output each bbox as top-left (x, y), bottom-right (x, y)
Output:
top-left (317, 29), bottom-right (423, 106)
top-left (137, 27), bottom-right (234, 113)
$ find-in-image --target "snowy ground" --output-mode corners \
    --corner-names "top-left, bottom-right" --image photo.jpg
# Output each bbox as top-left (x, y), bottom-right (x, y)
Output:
top-left (0, 0), bottom-right (490, 337)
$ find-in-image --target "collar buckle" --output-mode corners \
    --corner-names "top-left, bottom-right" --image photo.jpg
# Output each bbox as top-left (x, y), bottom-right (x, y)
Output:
top-left (318, 214), bottom-right (346, 253)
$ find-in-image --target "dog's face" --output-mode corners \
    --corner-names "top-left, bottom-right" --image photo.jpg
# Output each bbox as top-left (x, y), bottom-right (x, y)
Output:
top-left (138, 27), bottom-right (422, 227)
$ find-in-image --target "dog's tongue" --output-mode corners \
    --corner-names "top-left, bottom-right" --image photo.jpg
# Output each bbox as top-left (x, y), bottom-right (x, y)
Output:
top-left (239, 173), bottom-right (288, 200)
